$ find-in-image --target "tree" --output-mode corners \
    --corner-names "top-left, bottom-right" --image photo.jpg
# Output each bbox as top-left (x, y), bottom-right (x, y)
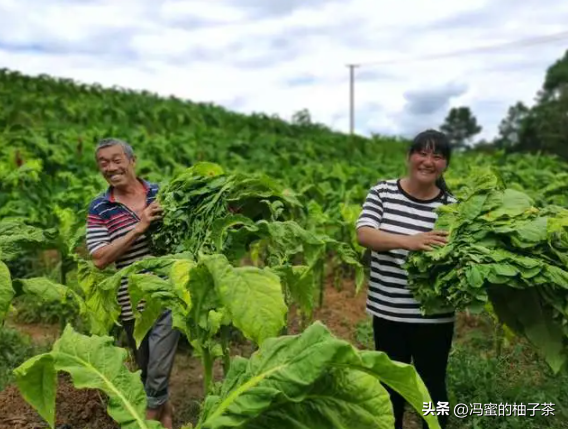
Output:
top-left (494, 102), bottom-right (530, 149)
top-left (291, 109), bottom-right (312, 126)
top-left (541, 49), bottom-right (568, 102)
top-left (506, 49), bottom-right (568, 159)
top-left (440, 106), bottom-right (482, 149)
top-left (472, 139), bottom-right (498, 154)
top-left (530, 50), bottom-right (568, 158)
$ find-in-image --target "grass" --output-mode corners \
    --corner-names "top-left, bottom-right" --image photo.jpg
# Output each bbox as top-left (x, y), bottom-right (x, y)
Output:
top-left (0, 327), bottom-right (52, 391)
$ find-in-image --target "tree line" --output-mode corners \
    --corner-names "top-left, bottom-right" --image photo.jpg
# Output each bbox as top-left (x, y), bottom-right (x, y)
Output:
top-left (439, 49), bottom-right (568, 159)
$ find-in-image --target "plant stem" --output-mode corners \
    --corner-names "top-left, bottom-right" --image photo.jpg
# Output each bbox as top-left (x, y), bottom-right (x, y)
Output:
top-left (317, 262), bottom-right (325, 308)
top-left (494, 322), bottom-right (503, 357)
top-left (59, 255), bottom-right (68, 334)
top-left (220, 326), bottom-right (231, 377)
top-left (202, 347), bottom-right (214, 396)
top-left (60, 255), bottom-right (67, 285)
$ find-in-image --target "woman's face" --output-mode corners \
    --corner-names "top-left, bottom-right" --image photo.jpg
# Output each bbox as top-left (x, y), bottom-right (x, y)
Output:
top-left (407, 148), bottom-right (447, 186)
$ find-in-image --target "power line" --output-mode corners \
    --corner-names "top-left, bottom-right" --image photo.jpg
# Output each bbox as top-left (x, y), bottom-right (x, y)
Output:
top-left (360, 30), bottom-right (568, 66)
top-left (346, 30), bottom-right (568, 134)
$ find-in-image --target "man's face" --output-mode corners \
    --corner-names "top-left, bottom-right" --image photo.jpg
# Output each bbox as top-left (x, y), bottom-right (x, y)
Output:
top-left (96, 145), bottom-right (136, 188)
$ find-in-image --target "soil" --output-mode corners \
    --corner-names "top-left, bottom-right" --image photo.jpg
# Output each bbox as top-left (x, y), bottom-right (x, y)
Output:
top-left (0, 375), bottom-right (116, 429)
top-left (4, 321), bottom-right (60, 344)
top-left (310, 277), bottom-right (368, 341)
top-left (0, 277), bottom-right (455, 429)
top-left (286, 276), bottom-right (368, 342)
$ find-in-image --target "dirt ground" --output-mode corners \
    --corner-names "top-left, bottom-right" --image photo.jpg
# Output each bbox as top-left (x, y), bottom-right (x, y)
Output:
top-left (0, 277), bottom-right (456, 429)
top-left (0, 377), bottom-right (117, 429)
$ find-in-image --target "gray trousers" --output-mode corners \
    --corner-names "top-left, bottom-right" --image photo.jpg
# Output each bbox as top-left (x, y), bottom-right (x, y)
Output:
top-left (122, 310), bottom-right (180, 409)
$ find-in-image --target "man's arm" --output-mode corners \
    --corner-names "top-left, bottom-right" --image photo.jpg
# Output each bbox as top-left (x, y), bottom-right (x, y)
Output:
top-left (87, 200), bottom-right (163, 270)
top-left (91, 226), bottom-right (146, 270)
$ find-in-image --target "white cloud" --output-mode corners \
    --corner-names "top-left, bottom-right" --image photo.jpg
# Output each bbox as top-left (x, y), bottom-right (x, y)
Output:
top-left (0, 0), bottom-right (567, 141)
top-left (161, 1), bottom-right (249, 23)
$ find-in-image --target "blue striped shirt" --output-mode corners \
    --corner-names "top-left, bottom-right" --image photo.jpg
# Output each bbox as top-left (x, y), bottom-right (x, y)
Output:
top-left (86, 178), bottom-right (159, 321)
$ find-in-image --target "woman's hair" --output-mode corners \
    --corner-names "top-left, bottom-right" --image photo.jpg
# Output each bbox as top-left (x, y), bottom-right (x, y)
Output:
top-left (408, 129), bottom-right (453, 195)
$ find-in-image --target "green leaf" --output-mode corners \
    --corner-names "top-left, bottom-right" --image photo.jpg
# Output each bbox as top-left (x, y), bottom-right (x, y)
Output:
top-left (128, 273), bottom-right (178, 347)
top-left (14, 354), bottom-right (57, 427)
top-left (481, 189), bottom-right (534, 221)
top-left (0, 260), bottom-right (14, 324)
top-left (273, 264), bottom-right (316, 317)
top-left (489, 287), bottom-right (567, 373)
top-left (201, 254), bottom-right (287, 345)
top-left (17, 277), bottom-right (70, 302)
top-left (196, 321), bottom-right (440, 429)
top-left (0, 220), bottom-right (47, 261)
top-left (14, 325), bottom-right (163, 429)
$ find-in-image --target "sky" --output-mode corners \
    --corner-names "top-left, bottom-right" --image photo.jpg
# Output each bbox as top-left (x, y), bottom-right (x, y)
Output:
top-left (0, 0), bottom-right (567, 142)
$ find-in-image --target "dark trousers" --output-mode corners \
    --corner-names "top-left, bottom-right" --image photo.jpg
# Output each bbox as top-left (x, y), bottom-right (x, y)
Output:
top-left (122, 310), bottom-right (180, 409)
top-left (373, 316), bottom-right (454, 429)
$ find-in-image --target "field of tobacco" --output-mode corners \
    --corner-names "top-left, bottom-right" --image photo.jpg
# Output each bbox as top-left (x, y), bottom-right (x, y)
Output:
top-left (1, 68), bottom-right (568, 429)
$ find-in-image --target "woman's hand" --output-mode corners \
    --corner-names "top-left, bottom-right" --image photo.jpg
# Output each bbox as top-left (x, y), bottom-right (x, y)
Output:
top-left (403, 230), bottom-right (449, 251)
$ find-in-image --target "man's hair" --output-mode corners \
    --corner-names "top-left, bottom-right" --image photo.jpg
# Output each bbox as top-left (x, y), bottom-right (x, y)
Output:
top-left (95, 138), bottom-right (135, 160)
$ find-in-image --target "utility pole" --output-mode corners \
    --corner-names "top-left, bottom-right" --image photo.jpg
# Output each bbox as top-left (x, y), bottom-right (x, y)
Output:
top-left (347, 64), bottom-right (359, 135)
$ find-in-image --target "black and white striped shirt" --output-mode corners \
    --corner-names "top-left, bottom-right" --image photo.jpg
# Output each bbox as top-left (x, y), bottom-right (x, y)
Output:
top-left (356, 179), bottom-right (457, 324)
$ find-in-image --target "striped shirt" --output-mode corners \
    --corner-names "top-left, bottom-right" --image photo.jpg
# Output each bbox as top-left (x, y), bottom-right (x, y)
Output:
top-left (356, 179), bottom-right (457, 324)
top-left (86, 178), bottom-right (159, 321)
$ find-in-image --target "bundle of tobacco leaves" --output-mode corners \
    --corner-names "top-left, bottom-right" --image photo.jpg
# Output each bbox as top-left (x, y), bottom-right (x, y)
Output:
top-left (405, 168), bottom-right (568, 373)
top-left (149, 162), bottom-right (302, 257)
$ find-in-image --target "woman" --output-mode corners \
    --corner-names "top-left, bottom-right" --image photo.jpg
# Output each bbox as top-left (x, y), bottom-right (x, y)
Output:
top-left (356, 129), bottom-right (457, 429)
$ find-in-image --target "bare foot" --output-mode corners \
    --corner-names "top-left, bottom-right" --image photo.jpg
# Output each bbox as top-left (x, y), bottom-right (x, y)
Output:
top-left (146, 405), bottom-right (162, 422)
top-left (160, 401), bottom-right (174, 429)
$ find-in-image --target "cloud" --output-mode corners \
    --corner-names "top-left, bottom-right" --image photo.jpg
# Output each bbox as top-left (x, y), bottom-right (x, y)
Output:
top-left (403, 82), bottom-right (469, 116)
top-left (0, 0), bottom-right (567, 142)
top-left (222, 0), bottom-right (337, 18)
top-left (376, 82), bottom-right (471, 139)
top-left (355, 68), bottom-right (396, 82)
top-left (285, 74), bottom-right (319, 87)
top-left (426, 0), bottom-right (567, 33)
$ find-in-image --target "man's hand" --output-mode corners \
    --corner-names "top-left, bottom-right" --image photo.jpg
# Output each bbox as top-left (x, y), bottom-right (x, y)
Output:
top-left (91, 201), bottom-right (164, 270)
top-left (403, 230), bottom-right (449, 251)
top-left (135, 201), bottom-right (163, 234)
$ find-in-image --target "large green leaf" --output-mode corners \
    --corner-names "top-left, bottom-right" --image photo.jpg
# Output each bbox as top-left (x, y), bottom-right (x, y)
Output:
top-left (14, 354), bottom-right (57, 426)
top-left (76, 260), bottom-right (120, 335)
top-left (0, 260), bottom-right (14, 324)
top-left (14, 325), bottom-right (163, 429)
top-left (196, 321), bottom-right (441, 429)
top-left (273, 264), bottom-right (316, 317)
top-left (201, 254), bottom-right (287, 346)
top-left (128, 273), bottom-right (183, 347)
top-left (489, 286), bottom-right (567, 373)
top-left (0, 219), bottom-right (47, 261)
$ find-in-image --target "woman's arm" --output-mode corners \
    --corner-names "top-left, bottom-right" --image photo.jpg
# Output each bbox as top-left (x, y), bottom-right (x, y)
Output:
top-left (357, 227), bottom-right (410, 252)
top-left (357, 226), bottom-right (448, 252)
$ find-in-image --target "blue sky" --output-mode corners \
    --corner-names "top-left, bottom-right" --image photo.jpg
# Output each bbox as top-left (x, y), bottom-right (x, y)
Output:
top-left (0, 0), bottom-right (567, 141)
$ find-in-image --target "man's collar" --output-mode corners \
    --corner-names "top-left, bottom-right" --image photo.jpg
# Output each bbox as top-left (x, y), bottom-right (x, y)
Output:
top-left (104, 178), bottom-right (150, 203)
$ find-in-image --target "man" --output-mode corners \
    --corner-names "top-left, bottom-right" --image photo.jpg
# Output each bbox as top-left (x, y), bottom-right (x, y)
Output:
top-left (85, 138), bottom-right (179, 428)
